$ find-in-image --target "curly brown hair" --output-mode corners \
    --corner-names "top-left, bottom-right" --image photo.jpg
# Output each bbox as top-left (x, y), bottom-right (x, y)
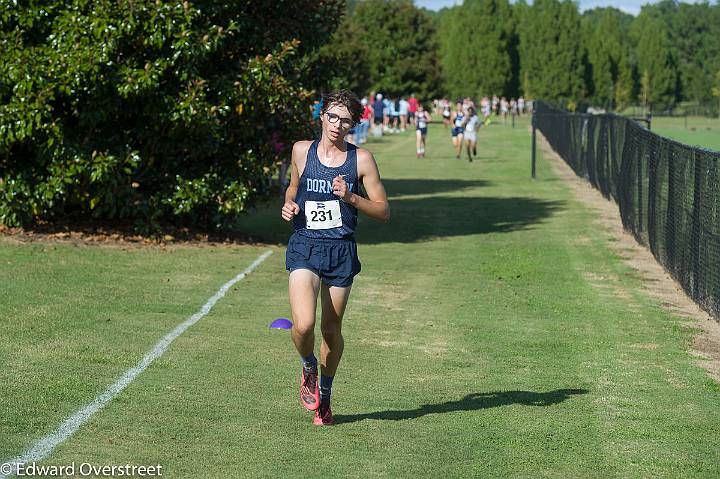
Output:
top-left (320, 89), bottom-right (363, 125)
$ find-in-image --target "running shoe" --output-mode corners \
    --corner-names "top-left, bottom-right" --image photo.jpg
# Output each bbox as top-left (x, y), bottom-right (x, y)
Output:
top-left (313, 402), bottom-right (335, 426)
top-left (300, 367), bottom-right (320, 411)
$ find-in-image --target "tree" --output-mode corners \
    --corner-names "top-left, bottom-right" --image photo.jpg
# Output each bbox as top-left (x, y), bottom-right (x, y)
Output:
top-left (640, 69), bottom-right (651, 112)
top-left (614, 52), bottom-right (634, 111)
top-left (518, 0), bottom-right (585, 104)
top-left (0, 0), bottom-right (344, 231)
top-left (309, 16), bottom-right (372, 97)
top-left (350, 0), bottom-right (442, 100)
top-left (583, 8), bottom-right (634, 110)
top-left (667, 2), bottom-right (720, 104)
top-left (630, 5), bottom-right (678, 111)
top-left (712, 70), bottom-right (720, 115)
top-left (438, 0), bottom-right (516, 100)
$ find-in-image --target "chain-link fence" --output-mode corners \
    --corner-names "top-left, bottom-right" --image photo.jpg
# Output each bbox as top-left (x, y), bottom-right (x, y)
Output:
top-left (534, 101), bottom-right (720, 320)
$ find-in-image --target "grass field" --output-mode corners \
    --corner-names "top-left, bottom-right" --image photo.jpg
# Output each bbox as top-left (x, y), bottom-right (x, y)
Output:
top-left (648, 116), bottom-right (720, 152)
top-left (2, 117), bottom-right (720, 478)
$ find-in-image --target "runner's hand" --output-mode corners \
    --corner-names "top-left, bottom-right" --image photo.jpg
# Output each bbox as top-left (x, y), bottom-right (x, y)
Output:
top-left (332, 175), bottom-right (351, 202)
top-left (281, 201), bottom-right (300, 221)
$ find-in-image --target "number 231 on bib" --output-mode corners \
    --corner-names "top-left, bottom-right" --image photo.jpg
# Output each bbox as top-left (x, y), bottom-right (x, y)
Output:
top-left (305, 200), bottom-right (342, 230)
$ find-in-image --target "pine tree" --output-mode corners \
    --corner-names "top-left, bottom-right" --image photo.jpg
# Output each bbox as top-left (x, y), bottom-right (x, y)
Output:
top-left (584, 8), bottom-right (633, 110)
top-left (631, 6), bottom-right (678, 111)
top-left (352, 0), bottom-right (441, 99)
top-left (518, 0), bottom-right (585, 104)
top-left (438, 0), bottom-right (516, 100)
top-left (712, 70), bottom-right (720, 114)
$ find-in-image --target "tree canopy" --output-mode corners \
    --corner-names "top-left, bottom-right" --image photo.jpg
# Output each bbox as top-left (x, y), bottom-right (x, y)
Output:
top-left (2, 0), bottom-right (719, 232)
top-left (0, 0), bottom-right (343, 231)
top-left (348, 0), bottom-right (442, 99)
top-left (438, 0), bottom-right (516, 100)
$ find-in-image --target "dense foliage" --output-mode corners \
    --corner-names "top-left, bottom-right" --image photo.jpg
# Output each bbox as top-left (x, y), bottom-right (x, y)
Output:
top-left (0, 0), bottom-right (343, 232)
top-left (438, 0), bottom-right (516, 101)
top-left (345, 0), bottom-right (442, 99)
top-left (2, 0), bottom-right (719, 232)
top-left (435, 0), bottom-right (720, 112)
top-left (582, 8), bottom-right (634, 110)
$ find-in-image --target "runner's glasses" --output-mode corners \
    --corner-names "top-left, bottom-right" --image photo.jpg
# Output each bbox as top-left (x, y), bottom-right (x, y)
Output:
top-left (326, 112), bottom-right (354, 129)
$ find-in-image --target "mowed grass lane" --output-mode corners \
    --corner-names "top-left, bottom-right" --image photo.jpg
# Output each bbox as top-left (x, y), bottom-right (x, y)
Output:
top-left (649, 116), bottom-right (720, 152)
top-left (2, 117), bottom-right (719, 477)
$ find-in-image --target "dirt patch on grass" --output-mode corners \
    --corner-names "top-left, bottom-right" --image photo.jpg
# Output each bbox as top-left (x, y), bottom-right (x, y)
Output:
top-left (0, 223), bottom-right (265, 249)
top-left (583, 271), bottom-right (641, 310)
top-left (537, 131), bottom-right (720, 382)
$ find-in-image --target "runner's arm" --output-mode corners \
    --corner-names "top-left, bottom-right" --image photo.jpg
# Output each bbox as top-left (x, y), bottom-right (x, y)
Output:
top-left (336, 149), bottom-right (389, 223)
top-left (281, 141), bottom-right (309, 221)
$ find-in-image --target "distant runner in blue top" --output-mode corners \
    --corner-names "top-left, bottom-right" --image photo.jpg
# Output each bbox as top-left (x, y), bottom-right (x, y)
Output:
top-left (451, 101), bottom-right (465, 159)
top-left (281, 90), bottom-right (390, 426)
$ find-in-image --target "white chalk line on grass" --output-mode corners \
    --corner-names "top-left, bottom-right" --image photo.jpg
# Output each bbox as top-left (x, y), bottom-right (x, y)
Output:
top-left (0, 250), bottom-right (273, 479)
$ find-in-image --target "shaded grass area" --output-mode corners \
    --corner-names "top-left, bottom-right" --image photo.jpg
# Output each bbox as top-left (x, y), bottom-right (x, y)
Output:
top-left (1, 117), bottom-right (719, 477)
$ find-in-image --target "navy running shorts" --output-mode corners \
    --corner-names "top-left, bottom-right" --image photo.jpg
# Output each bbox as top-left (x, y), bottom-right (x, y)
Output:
top-left (286, 233), bottom-right (361, 287)
top-left (452, 126), bottom-right (464, 137)
top-left (417, 127), bottom-right (428, 136)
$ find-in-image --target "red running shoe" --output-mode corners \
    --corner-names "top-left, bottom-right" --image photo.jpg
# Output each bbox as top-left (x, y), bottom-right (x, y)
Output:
top-left (300, 367), bottom-right (320, 411)
top-left (313, 402), bottom-right (334, 426)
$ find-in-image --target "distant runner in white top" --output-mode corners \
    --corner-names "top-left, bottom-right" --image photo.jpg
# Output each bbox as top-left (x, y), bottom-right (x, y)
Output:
top-left (415, 103), bottom-right (431, 158)
top-left (463, 106), bottom-right (479, 162)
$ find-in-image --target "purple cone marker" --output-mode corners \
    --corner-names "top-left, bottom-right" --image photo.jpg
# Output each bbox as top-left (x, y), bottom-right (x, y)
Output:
top-left (269, 318), bottom-right (292, 329)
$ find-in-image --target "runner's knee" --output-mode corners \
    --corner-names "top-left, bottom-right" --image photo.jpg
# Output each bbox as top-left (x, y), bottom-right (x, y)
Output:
top-left (293, 319), bottom-right (316, 337)
top-left (320, 319), bottom-right (342, 339)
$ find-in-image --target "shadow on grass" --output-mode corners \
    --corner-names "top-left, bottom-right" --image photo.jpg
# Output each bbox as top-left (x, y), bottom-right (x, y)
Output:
top-left (382, 178), bottom-right (492, 198)
top-left (334, 389), bottom-right (589, 424)
top-left (236, 178), bottom-right (564, 244)
top-left (357, 195), bottom-right (564, 244)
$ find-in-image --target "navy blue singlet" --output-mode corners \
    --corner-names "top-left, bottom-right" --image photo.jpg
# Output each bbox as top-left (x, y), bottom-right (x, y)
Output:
top-left (293, 140), bottom-right (359, 240)
top-left (454, 113), bottom-right (465, 127)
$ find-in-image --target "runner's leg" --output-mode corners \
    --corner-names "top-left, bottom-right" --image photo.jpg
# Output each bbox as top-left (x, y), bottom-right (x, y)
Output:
top-left (319, 283), bottom-right (352, 377)
top-left (290, 269), bottom-right (321, 357)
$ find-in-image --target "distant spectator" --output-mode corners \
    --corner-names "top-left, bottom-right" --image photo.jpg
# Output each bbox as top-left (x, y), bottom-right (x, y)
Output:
top-left (408, 94), bottom-right (418, 126)
top-left (372, 93), bottom-right (384, 128)
top-left (311, 98), bottom-right (323, 138)
top-left (399, 97), bottom-right (410, 131)
top-left (358, 97), bottom-right (372, 144)
top-left (391, 97), bottom-right (401, 132)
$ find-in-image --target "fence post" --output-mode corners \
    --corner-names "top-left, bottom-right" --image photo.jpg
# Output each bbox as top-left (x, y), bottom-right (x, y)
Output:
top-left (531, 113), bottom-right (537, 179)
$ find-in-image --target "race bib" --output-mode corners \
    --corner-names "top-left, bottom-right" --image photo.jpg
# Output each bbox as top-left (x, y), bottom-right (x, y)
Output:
top-left (305, 200), bottom-right (342, 230)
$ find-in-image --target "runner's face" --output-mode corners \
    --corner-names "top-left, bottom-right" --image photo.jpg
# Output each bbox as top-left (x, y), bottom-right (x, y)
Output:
top-left (322, 103), bottom-right (353, 142)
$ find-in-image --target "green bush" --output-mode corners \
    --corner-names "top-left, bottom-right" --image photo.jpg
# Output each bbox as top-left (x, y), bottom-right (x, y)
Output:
top-left (0, 0), bottom-right (343, 233)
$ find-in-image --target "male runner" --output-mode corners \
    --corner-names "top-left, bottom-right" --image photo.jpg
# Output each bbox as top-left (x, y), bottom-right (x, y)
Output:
top-left (281, 90), bottom-right (390, 425)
